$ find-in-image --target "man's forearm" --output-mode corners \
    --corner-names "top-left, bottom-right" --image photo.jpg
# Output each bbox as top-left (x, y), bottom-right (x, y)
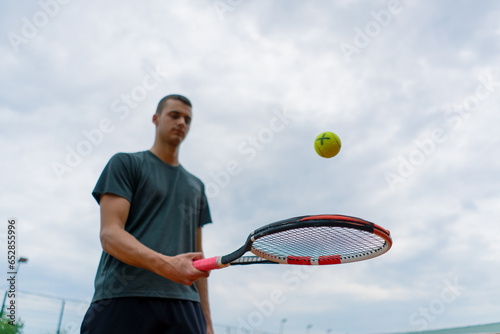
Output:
top-left (100, 224), bottom-right (207, 285)
top-left (196, 227), bottom-right (213, 333)
top-left (101, 224), bottom-right (163, 272)
top-left (197, 277), bottom-right (213, 333)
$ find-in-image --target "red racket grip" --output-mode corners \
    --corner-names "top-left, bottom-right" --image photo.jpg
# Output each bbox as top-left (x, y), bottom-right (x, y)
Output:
top-left (193, 256), bottom-right (228, 271)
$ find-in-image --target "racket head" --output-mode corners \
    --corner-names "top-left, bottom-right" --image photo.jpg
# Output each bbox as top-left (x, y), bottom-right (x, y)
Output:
top-left (247, 214), bottom-right (392, 265)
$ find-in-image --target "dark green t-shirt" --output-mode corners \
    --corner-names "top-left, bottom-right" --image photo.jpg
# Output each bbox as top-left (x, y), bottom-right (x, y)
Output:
top-left (91, 151), bottom-right (212, 303)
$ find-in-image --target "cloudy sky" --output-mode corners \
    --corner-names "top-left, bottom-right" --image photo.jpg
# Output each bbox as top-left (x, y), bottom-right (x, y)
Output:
top-left (1, 1), bottom-right (500, 333)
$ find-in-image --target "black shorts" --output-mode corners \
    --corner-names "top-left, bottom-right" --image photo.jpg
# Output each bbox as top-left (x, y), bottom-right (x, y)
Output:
top-left (80, 297), bottom-right (206, 334)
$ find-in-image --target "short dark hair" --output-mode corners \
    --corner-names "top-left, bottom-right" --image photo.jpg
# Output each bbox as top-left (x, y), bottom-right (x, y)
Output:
top-left (155, 94), bottom-right (192, 114)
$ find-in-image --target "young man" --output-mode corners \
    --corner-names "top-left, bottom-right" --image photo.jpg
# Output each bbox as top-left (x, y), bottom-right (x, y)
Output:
top-left (81, 94), bottom-right (213, 334)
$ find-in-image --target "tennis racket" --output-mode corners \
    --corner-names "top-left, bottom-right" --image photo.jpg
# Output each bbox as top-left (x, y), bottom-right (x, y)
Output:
top-left (193, 214), bottom-right (392, 271)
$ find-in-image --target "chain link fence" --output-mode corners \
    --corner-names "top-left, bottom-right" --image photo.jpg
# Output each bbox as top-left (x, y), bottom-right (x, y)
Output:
top-left (1, 290), bottom-right (276, 334)
top-left (3, 290), bottom-right (89, 334)
top-left (2, 290), bottom-right (499, 334)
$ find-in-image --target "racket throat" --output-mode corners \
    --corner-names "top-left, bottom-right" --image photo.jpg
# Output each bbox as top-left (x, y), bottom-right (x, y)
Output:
top-left (220, 239), bottom-right (253, 265)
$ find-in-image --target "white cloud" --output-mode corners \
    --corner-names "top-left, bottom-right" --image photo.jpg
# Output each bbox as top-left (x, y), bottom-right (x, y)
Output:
top-left (2, 1), bottom-right (500, 333)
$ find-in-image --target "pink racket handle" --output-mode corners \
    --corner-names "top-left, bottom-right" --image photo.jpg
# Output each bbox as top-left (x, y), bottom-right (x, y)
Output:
top-left (193, 256), bottom-right (229, 271)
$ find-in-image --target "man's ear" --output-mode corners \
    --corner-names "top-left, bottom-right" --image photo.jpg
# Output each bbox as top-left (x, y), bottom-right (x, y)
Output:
top-left (152, 113), bottom-right (158, 126)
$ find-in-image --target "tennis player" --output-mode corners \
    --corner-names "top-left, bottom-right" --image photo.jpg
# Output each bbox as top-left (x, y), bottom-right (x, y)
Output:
top-left (81, 94), bottom-right (213, 334)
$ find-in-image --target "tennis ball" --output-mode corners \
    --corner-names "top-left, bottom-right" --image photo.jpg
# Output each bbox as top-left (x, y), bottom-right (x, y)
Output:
top-left (314, 131), bottom-right (341, 158)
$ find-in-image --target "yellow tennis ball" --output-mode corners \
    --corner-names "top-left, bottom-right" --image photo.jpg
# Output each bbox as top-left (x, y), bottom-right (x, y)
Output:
top-left (314, 132), bottom-right (341, 158)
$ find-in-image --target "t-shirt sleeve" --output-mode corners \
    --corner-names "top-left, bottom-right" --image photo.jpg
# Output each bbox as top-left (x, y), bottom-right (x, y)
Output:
top-left (199, 188), bottom-right (212, 227)
top-left (92, 153), bottom-right (136, 204)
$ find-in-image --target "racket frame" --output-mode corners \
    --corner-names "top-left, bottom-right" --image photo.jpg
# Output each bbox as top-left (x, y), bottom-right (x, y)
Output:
top-left (217, 214), bottom-right (392, 267)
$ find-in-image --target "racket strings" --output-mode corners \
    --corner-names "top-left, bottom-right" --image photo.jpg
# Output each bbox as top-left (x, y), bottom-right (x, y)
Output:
top-left (252, 226), bottom-right (387, 259)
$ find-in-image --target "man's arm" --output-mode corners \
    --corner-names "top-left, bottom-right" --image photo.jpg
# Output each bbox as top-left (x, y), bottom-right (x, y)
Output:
top-left (196, 227), bottom-right (214, 334)
top-left (98, 193), bottom-right (209, 286)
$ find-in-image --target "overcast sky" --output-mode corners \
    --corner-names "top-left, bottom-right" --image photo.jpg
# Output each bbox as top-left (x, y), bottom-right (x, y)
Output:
top-left (1, 1), bottom-right (500, 333)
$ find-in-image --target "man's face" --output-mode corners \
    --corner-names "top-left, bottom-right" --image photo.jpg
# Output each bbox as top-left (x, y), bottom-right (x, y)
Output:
top-left (154, 99), bottom-right (192, 146)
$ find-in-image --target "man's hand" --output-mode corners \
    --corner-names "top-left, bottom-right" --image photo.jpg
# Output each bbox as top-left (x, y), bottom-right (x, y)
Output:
top-left (158, 252), bottom-right (210, 286)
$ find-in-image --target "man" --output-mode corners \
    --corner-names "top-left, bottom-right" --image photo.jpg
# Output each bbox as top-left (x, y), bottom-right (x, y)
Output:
top-left (81, 94), bottom-right (213, 334)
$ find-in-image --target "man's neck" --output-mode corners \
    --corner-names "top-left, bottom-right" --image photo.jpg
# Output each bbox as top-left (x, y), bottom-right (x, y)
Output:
top-left (149, 144), bottom-right (180, 166)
